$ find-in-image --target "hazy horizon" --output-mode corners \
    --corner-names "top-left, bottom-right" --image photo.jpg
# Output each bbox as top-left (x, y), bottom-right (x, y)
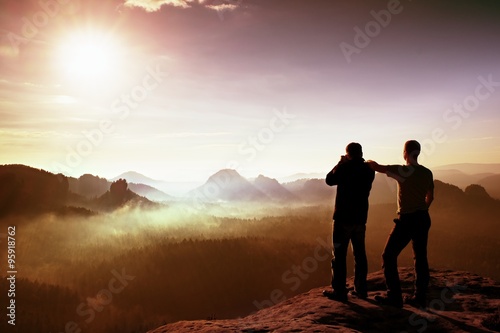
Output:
top-left (26, 161), bottom-right (500, 184)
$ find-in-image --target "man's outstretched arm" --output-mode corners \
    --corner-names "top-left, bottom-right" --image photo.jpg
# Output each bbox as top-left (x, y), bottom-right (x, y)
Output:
top-left (366, 160), bottom-right (388, 174)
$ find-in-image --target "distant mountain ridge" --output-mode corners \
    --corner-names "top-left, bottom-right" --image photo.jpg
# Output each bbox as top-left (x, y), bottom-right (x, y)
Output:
top-left (68, 173), bottom-right (172, 202)
top-left (128, 183), bottom-right (173, 202)
top-left (2, 164), bottom-right (500, 215)
top-left (433, 163), bottom-right (500, 174)
top-left (188, 169), bottom-right (338, 204)
top-left (68, 173), bottom-right (109, 198)
top-left (111, 171), bottom-right (161, 184)
top-left (189, 169), bottom-right (269, 202)
top-left (109, 162), bottom-right (500, 201)
top-left (430, 163), bottom-right (500, 194)
top-left (477, 174), bottom-right (500, 200)
top-left (0, 164), bottom-right (155, 216)
top-left (111, 171), bottom-right (201, 196)
top-left (277, 172), bottom-right (325, 183)
top-left (432, 169), bottom-right (494, 189)
top-left (253, 175), bottom-right (298, 202)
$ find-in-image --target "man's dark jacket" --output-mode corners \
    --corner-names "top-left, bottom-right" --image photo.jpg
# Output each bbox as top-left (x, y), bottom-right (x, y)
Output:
top-left (326, 157), bottom-right (375, 224)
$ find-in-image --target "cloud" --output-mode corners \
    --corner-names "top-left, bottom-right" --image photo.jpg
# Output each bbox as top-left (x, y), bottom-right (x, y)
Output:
top-left (123, 0), bottom-right (192, 12)
top-left (200, 0), bottom-right (242, 16)
top-left (0, 129), bottom-right (76, 139)
top-left (122, 0), bottom-right (242, 13)
top-left (205, 3), bottom-right (238, 13)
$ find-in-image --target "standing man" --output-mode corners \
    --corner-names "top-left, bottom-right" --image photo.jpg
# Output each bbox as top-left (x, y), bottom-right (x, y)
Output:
top-left (367, 140), bottom-right (434, 308)
top-left (323, 142), bottom-right (375, 302)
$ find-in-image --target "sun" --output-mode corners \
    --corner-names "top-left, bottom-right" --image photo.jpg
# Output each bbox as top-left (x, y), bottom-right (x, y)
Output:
top-left (56, 30), bottom-right (122, 82)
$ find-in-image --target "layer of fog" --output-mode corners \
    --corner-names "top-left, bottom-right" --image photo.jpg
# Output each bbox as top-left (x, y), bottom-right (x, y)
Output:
top-left (0, 201), bottom-right (324, 285)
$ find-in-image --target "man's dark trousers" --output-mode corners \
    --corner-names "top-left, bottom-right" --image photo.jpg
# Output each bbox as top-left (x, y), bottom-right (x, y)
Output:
top-left (331, 222), bottom-right (368, 295)
top-left (382, 210), bottom-right (431, 300)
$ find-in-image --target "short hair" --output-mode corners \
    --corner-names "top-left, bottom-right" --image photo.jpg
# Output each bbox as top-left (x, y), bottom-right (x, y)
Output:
top-left (404, 140), bottom-right (421, 158)
top-left (346, 142), bottom-right (363, 158)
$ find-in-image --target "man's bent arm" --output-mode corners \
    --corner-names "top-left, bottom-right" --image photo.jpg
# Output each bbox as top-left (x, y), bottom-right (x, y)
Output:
top-left (425, 187), bottom-right (434, 208)
top-left (326, 165), bottom-right (340, 186)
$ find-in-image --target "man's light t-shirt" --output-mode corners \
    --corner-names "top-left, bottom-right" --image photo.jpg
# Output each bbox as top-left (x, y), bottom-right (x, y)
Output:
top-left (386, 164), bottom-right (434, 214)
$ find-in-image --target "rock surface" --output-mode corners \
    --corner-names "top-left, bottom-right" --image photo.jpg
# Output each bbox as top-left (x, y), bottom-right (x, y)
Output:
top-left (148, 267), bottom-right (500, 332)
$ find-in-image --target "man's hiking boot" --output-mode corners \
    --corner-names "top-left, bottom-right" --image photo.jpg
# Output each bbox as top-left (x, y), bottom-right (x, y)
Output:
top-left (348, 290), bottom-right (367, 299)
top-left (404, 294), bottom-right (427, 308)
top-left (322, 289), bottom-right (348, 302)
top-left (374, 294), bottom-right (403, 308)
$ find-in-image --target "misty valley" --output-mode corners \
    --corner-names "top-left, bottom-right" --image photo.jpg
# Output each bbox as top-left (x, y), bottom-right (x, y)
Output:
top-left (0, 164), bottom-right (499, 333)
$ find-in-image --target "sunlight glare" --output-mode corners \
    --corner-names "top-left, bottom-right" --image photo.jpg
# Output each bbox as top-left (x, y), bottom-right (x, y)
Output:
top-left (57, 31), bottom-right (122, 82)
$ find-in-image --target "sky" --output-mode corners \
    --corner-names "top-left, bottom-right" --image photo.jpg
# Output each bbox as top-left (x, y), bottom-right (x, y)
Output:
top-left (1, 0), bottom-right (500, 182)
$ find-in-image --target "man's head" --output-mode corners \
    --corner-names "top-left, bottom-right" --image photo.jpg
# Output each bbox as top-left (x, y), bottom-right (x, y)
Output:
top-left (346, 142), bottom-right (363, 159)
top-left (403, 140), bottom-right (421, 164)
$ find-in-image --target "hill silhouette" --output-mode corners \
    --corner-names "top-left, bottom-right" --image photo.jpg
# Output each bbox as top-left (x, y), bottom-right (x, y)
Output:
top-left (111, 171), bottom-right (161, 184)
top-left (0, 164), bottom-right (69, 216)
top-left (128, 182), bottom-right (173, 202)
top-left (189, 169), bottom-right (269, 202)
top-left (432, 180), bottom-right (498, 213)
top-left (432, 169), bottom-right (494, 189)
top-left (39, 165), bottom-right (500, 207)
top-left (0, 165), bottom-right (156, 216)
top-left (91, 179), bottom-right (159, 211)
top-left (298, 178), bottom-right (337, 203)
top-left (148, 267), bottom-right (500, 333)
top-left (68, 173), bottom-right (110, 198)
top-left (432, 163), bottom-right (500, 197)
top-left (252, 174), bottom-right (299, 202)
top-left (188, 169), bottom-right (396, 205)
top-left (478, 174), bottom-right (500, 200)
top-left (3, 164), bottom-right (499, 220)
top-left (69, 173), bottom-right (173, 202)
